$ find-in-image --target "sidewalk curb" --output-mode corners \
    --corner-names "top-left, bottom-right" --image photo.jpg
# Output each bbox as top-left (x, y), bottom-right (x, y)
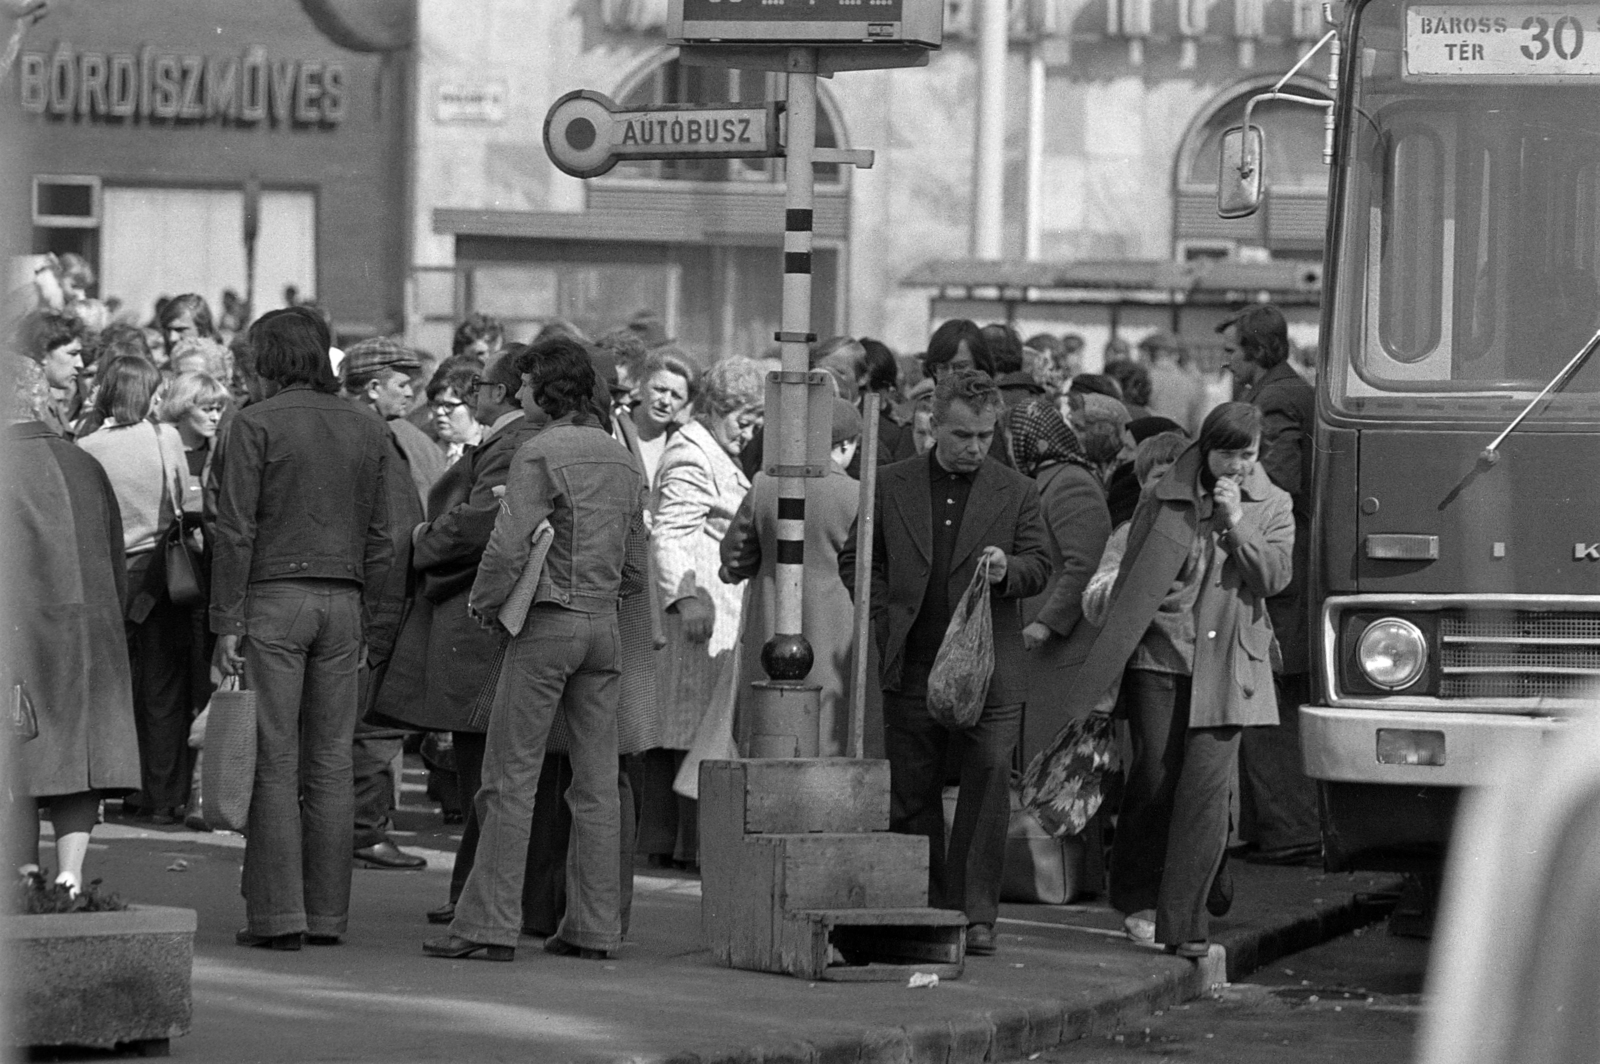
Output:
top-left (644, 882), bottom-right (1397, 1064)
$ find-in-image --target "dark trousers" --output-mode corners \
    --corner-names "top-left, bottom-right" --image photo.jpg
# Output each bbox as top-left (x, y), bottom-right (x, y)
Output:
top-left (448, 737), bottom-right (637, 937)
top-left (240, 580), bottom-right (363, 938)
top-left (127, 596), bottom-right (200, 809)
top-left (1240, 672), bottom-right (1320, 851)
top-left (628, 748), bottom-right (698, 865)
top-left (883, 692), bottom-right (1020, 926)
top-left (352, 718), bottom-right (407, 849)
top-left (1111, 669), bottom-right (1240, 946)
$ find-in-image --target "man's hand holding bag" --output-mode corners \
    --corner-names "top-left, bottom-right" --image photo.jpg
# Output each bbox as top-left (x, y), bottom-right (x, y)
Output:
top-left (926, 555), bottom-right (996, 729)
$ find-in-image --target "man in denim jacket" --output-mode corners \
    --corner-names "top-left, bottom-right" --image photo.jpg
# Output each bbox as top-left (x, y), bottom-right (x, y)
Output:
top-left (425, 336), bottom-right (647, 962)
top-left (211, 307), bottom-right (393, 950)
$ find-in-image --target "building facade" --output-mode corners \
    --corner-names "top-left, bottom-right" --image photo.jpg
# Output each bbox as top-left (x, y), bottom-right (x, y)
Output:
top-left (329, 0), bottom-right (1339, 363)
top-left (8, 0), bottom-right (411, 340)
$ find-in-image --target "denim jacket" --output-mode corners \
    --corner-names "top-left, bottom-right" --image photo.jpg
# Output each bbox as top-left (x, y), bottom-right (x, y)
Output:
top-left (210, 385), bottom-right (393, 636)
top-left (470, 415), bottom-right (647, 619)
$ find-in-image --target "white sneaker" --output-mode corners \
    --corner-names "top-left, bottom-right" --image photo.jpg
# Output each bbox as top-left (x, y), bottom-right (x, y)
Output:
top-left (1123, 910), bottom-right (1159, 947)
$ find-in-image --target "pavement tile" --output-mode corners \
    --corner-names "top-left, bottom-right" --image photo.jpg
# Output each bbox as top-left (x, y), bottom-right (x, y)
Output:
top-left (51, 803), bottom-right (1399, 1064)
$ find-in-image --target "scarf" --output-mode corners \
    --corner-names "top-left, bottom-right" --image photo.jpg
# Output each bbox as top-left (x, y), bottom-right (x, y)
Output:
top-left (1007, 398), bottom-right (1094, 478)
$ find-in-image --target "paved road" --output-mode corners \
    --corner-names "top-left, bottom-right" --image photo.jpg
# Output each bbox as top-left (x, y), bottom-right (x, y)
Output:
top-left (1019, 923), bottom-right (1431, 1064)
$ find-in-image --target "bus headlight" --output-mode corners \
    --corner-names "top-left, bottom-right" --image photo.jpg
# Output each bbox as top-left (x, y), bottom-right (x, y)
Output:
top-left (1356, 618), bottom-right (1428, 690)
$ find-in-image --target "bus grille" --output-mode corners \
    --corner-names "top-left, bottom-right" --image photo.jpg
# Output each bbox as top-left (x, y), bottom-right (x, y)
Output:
top-left (1439, 610), bottom-right (1600, 699)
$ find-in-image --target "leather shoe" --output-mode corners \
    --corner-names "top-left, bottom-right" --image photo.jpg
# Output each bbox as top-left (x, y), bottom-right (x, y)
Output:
top-left (423, 934), bottom-right (514, 961)
top-left (236, 929), bottom-right (303, 951)
top-left (354, 840), bottom-right (426, 869)
top-left (1245, 842), bottom-right (1322, 867)
top-left (305, 934), bottom-right (341, 946)
top-left (426, 901), bottom-right (456, 925)
top-left (543, 935), bottom-right (609, 960)
top-left (966, 923), bottom-right (996, 956)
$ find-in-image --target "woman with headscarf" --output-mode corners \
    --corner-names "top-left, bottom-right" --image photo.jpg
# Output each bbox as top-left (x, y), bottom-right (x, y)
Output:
top-left (1007, 399), bottom-right (1113, 761)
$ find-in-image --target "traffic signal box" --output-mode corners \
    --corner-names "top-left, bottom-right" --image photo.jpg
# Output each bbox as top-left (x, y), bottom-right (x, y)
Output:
top-left (700, 758), bottom-right (966, 981)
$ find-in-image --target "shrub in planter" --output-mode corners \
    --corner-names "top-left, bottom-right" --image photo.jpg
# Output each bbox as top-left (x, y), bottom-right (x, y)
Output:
top-left (4, 870), bottom-right (194, 1056)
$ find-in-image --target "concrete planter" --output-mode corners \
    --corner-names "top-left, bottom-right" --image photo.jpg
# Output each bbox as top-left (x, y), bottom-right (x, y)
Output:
top-left (3, 904), bottom-right (195, 1055)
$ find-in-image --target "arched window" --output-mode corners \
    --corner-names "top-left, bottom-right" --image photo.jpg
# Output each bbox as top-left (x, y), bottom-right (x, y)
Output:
top-left (610, 58), bottom-right (844, 186)
top-left (1174, 79), bottom-right (1330, 262)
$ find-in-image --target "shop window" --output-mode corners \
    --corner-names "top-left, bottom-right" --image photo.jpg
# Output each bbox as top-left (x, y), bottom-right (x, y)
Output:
top-left (611, 59), bottom-right (843, 186)
top-left (100, 187), bottom-right (315, 325)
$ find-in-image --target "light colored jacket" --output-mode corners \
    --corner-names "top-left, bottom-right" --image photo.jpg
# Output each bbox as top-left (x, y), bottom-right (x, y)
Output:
top-left (1061, 444), bottom-right (1294, 728)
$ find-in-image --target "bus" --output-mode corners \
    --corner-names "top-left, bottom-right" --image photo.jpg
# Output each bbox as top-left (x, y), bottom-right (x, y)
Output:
top-left (1221, 0), bottom-right (1600, 886)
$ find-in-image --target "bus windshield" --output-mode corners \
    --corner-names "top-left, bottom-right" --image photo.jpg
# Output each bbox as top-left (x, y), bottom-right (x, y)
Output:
top-left (1330, 0), bottom-right (1600, 418)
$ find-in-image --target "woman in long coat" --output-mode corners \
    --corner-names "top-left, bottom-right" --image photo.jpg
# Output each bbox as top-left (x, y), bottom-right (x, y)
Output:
top-left (3, 357), bottom-right (140, 892)
top-left (646, 357), bottom-right (763, 864)
top-left (1006, 399), bottom-right (1113, 762)
top-left (722, 398), bottom-right (861, 756)
top-left (1064, 402), bottom-right (1292, 956)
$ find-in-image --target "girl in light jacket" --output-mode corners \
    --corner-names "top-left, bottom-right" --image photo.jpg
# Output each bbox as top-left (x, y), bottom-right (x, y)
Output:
top-left (1085, 402), bottom-right (1293, 957)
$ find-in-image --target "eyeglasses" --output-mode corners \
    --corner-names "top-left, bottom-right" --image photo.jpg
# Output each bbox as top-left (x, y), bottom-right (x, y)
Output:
top-left (430, 398), bottom-right (467, 413)
top-left (467, 377), bottom-right (497, 392)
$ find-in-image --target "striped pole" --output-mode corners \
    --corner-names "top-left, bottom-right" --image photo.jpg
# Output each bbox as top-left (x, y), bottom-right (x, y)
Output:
top-left (760, 46), bottom-right (818, 685)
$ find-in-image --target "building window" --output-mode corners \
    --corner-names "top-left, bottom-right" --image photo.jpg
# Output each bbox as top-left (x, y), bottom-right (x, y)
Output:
top-left (1174, 80), bottom-right (1331, 262)
top-left (611, 58), bottom-right (843, 186)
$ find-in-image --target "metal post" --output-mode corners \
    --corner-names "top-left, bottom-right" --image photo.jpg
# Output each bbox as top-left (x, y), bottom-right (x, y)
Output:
top-left (759, 46), bottom-right (818, 686)
top-left (972, 0), bottom-right (1008, 260)
top-left (849, 391), bottom-right (882, 760)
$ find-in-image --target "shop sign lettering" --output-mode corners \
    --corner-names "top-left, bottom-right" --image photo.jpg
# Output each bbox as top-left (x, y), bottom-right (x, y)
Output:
top-left (15, 41), bottom-right (347, 127)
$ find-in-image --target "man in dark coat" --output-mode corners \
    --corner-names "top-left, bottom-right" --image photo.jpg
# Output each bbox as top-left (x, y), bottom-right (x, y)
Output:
top-left (840, 370), bottom-right (1052, 957)
top-left (378, 348), bottom-right (541, 922)
top-left (1229, 304), bottom-right (1321, 864)
top-left (3, 356), bottom-right (139, 892)
top-left (340, 337), bottom-right (443, 870)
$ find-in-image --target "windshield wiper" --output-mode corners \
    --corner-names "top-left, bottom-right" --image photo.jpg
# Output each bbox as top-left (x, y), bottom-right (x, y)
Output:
top-left (1481, 325), bottom-right (1600, 464)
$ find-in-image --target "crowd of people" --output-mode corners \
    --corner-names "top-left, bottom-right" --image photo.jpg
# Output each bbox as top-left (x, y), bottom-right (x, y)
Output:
top-left (3, 252), bottom-right (1319, 963)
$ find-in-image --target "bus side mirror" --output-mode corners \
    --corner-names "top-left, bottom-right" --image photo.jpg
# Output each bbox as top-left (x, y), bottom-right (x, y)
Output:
top-left (1218, 125), bottom-right (1265, 219)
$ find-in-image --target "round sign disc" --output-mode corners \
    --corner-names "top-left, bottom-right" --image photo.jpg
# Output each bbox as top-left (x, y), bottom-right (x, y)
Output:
top-left (544, 92), bottom-right (618, 178)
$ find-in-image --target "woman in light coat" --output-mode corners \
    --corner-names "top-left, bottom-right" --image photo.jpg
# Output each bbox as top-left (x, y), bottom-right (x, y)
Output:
top-left (644, 357), bottom-right (764, 865)
top-left (77, 354), bottom-right (192, 823)
top-left (1063, 402), bottom-right (1292, 957)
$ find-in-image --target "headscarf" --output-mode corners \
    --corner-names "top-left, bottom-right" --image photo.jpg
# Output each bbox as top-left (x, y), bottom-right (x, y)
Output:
top-left (1007, 398), bottom-right (1094, 478)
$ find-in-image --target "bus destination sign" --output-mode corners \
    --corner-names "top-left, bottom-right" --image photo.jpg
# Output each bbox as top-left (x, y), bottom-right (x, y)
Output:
top-left (1408, 4), bottom-right (1600, 78)
top-left (670, 0), bottom-right (942, 47)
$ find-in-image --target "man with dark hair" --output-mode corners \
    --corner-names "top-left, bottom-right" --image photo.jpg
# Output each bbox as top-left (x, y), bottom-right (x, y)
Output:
top-left (452, 312), bottom-right (505, 359)
top-left (840, 369), bottom-right (1052, 957)
top-left (17, 309), bottom-right (84, 437)
top-left (923, 319), bottom-right (995, 380)
top-left (211, 306), bottom-right (394, 950)
top-left (1229, 303), bottom-right (1321, 865)
top-left (426, 335), bottom-right (647, 962)
top-left (981, 323), bottom-right (1025, 374)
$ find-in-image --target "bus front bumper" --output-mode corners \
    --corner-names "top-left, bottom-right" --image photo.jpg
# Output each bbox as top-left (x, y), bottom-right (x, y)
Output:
top-left (1299, 705), bottom-right (1571, 788)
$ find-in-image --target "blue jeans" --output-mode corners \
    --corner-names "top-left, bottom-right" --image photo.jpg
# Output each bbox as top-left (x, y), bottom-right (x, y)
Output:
top-left (883, 693), bottom-right (1021, 926)
top-left (451, 605), bottom-right (622, 951)
top-left (240, 580), bottom-right (363, 937)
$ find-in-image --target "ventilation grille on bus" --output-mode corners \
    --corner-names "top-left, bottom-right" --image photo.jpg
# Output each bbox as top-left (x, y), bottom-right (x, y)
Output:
top-left (1439, 610), bottom-right (1600, 699)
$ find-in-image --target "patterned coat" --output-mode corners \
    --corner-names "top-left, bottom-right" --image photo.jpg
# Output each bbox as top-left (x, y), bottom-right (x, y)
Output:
top-left (651, 418), bottom-right (750, 750)
top-left (3, 422), bottom-right (140, 797)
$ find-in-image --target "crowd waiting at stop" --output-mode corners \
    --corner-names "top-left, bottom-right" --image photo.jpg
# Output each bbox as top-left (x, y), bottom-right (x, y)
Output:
top-left (3, 252), bottom-right (1318, 962)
